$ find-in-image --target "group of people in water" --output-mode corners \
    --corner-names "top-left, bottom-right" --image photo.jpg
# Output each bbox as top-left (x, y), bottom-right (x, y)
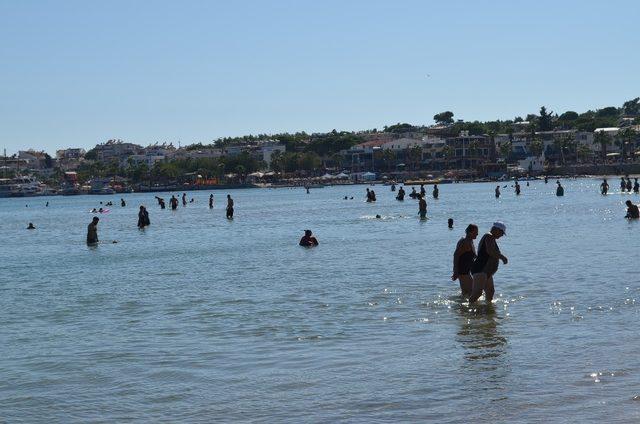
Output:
top-left (83, 193), bottom-right (236, 245)
top-left (600, 177), bottom-right (640, 195)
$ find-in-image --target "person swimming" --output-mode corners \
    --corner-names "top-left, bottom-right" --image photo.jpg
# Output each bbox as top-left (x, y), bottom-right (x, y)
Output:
top-left (620, 177), bottom-right (627, 192)
top-left (626, 177), bottom-right (632, 192)
top-left (634, 178), bottom-right (639, 194)
top-left (27, 222), bottom-right (36, 230)
top-left (495, 185), bottom-right (501, 198)
top-left (209, 194), bottom-right (214, 208)
top-left (556, 181), bottom-right (564, 196)
top-left (299, 229), bottom-right (319, 247)
top-left (420, 184), bottom-right (426, 197)
top-left (432, 184), bottom-right (439, 199)
top-left (515, 181), bottom-right (521, 195)
top-left (170, 195), bottom-right (178, 210)
top-left (396, 186), bottom-right (405, 201)
top-left (409, 187), bottom-right (418, 199)
top-left (182, 193), bottom-right (187, 206)
top-left (121, 198), bottom-right (126, 207)
top-left (448, 218), bottom-right (454, 229)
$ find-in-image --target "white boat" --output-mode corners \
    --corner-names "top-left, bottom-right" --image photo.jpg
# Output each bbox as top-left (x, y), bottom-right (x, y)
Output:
top-left (9, 176), bottom-right (48, 197)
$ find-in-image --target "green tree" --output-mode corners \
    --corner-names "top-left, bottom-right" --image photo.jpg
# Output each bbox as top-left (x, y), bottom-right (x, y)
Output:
top-left (538, 106), bottom-right (554, 131)
top-left (617, 127), bottom-right (637, 162)
top-left (381, 149), bottom-right (397, 172)
top-left (593, 131), bottom-right (612, 163)
top-left (499, 141), bottom-right (512, 161)
top-left (529, 139), bottom-right (544, 157)
top-left (622, 97), bottom-right (640, 116)
top-left (576, 144), bottom-right (592, 163)
top-left (433, 111), bottom-right (454, 125)
top-left (441, 145), bottom-right (454, 169)
top-left (407, 146), bottom-right (422, 171)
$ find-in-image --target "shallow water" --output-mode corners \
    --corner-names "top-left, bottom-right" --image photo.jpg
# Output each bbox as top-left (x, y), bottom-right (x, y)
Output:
top-left (1, 179), bottom-right (640, 423)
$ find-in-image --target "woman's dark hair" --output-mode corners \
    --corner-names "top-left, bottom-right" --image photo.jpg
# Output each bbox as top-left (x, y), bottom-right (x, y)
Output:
top-left (465, 224), bottom-right (478, 235)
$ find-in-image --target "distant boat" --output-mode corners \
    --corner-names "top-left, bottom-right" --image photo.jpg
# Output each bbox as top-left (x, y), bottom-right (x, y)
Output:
top-left (9, 176), bottom-right (49, 197)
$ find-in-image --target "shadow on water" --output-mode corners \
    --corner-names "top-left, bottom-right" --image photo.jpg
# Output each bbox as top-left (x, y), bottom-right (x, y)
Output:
top-left (453, 300), bottom-right (510, 406)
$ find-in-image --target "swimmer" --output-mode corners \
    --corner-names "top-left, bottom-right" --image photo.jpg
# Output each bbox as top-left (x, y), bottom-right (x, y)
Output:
top-left (182, 192), bottom-right (187, 206)
top-left (209, 194), bottom-right (214, 208)
top-left (634, 178), bottom-right (639, 194)
top-left (121, 198), bottom-right (126, 207)
top-left (432, 184), bottom-right (439, 199)
top-left (515, 180), bottom-right (521, 195)
top-left (396, 186), bottom-right (405, 201)
top-left (45, 201), bottom-right (49, 207)
top-left (375, 214), bottom-right (382, 219)
top-left (448, 218), bottom-right (454, 229)
top-left (452, 224), bottom-right (478, 297)
top-left (299, 229), bottom-right (319, 247)
top-left (27, 223), bottom-right (36, 230)
top-left (556, 181), bottom-right (564, 196)
top-left (170, 195), bottom-right (179, 210)
top-left (495, 185), bottom-right (501, 198)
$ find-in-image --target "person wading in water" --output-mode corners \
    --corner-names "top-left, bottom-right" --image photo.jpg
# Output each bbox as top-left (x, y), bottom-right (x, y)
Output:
top-left (469, 222), bottom-right (508, 304)
top-left (452, 224), bottom-right (478, 297)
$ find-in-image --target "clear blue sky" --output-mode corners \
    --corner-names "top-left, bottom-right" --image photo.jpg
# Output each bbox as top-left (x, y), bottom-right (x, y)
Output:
top-left (1, 0), bottom-right (638, 154)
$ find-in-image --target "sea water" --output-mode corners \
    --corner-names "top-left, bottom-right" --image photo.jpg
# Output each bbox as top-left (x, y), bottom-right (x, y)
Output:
top-left (1, 179), bottom-right (639, 422)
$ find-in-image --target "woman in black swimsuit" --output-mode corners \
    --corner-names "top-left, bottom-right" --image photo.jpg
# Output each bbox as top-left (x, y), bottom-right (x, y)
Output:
top-left (451, 224), bottom-right (478, 297)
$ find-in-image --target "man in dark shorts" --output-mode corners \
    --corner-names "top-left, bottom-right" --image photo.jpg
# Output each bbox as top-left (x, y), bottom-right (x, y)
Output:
top-left (451, 224), bottom-right (478, 297)
top-left (87, 217), bottom-right (99, 245)
top-left (299, 230), bottom-right (319, 247)
top-left (469, 222), bottom-right (508, 303)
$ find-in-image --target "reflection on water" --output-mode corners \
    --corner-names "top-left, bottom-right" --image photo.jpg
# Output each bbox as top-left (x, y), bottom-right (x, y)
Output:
top-left (455, 301), bottom-right (509, 403)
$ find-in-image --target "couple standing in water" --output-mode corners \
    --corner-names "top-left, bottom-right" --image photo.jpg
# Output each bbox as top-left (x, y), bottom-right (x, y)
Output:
top-left (451, 222), bottom-right (508, 303)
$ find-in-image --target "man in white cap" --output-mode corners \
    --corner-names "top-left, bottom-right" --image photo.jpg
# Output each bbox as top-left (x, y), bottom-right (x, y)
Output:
top-left (469, 222), bottom-right (508, 303)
